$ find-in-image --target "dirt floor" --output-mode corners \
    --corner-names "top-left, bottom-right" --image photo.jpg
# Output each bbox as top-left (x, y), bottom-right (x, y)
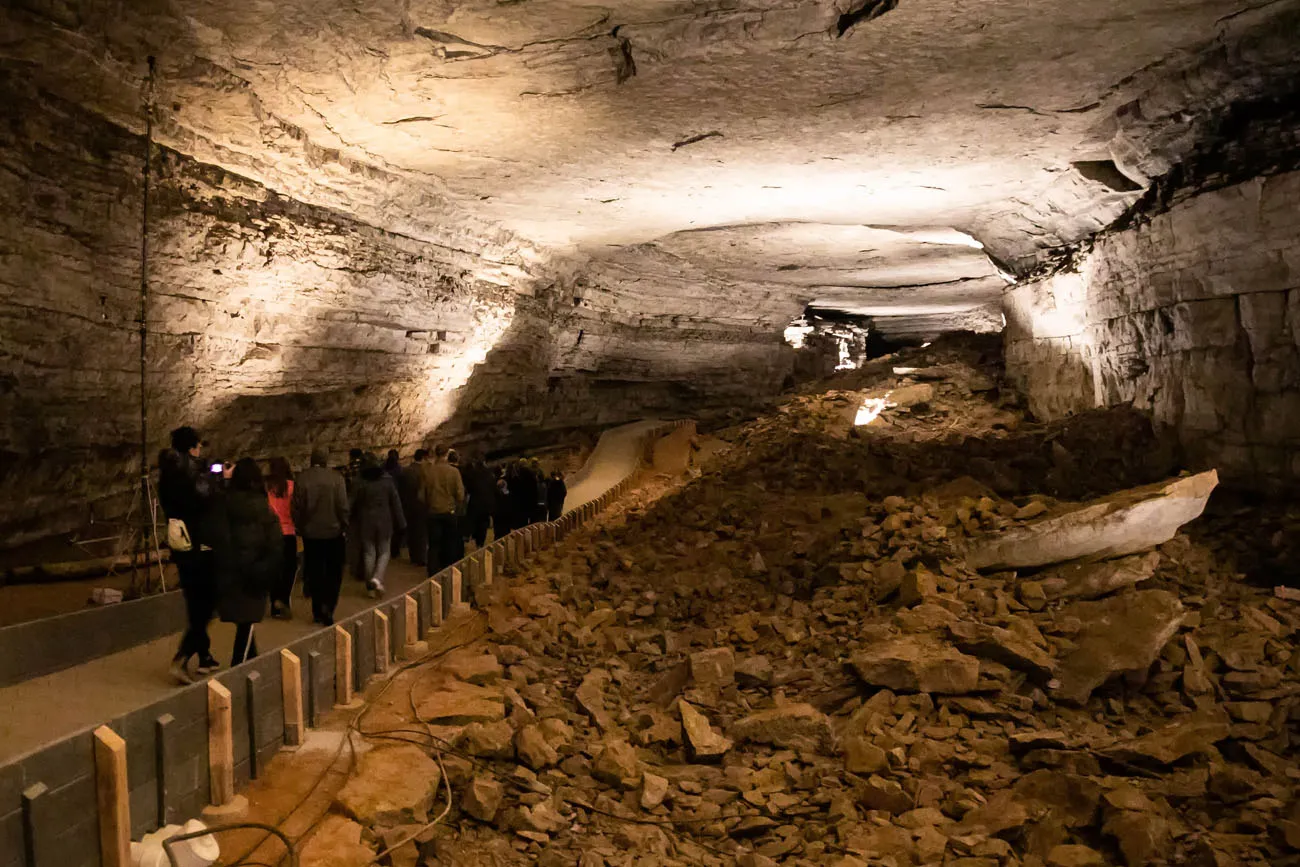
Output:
top-left (219, 335), bottom-right (1300, 867)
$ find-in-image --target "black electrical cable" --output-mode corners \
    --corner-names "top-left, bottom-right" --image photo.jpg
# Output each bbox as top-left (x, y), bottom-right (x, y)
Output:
top-left (162, 822), bottom-right (296, 867)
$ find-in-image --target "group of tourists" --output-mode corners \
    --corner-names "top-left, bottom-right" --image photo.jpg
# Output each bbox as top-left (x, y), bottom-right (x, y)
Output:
top-left (159, 426), bottom-right (567, 684)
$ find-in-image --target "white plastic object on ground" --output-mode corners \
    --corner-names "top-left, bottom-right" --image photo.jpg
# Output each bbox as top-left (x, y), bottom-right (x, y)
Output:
top-left (130, 819), bottom-right (219, 867)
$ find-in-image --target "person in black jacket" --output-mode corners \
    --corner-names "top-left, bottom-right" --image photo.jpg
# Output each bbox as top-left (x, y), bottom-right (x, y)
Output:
top-left (510, 461), bottom-right (539, 528)
top-left (462, 456), bottom-right (496, 549)
top-left (158, 426), bottom-right (222, 684)
top-left (546, 471), bottom-right (567, 521)
top-left (492, 469), bottom-right (513, 538)
top-left (350, 453), bottom-right (406, 597)
top-left (212, 458), bottom-right (282, 666)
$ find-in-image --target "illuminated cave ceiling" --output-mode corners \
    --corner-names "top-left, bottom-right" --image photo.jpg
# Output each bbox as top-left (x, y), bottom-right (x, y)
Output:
top-left (6, 0), bottom-right (1293, 328)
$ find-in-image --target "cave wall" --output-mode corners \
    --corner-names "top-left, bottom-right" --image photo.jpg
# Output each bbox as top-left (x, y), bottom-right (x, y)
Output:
top-left (1004, 170), bottom-right (1300, 487)
top-left (0, 69), bottom-right (529, 543)
top-left (442, 246), bottom-right (799, 452)
top-left (0, 68), bottom-right (796, 546)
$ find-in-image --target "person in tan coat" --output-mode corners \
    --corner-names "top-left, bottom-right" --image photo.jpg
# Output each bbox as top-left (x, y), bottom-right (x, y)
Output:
top-left (419, 444), bottom-right (465, 575)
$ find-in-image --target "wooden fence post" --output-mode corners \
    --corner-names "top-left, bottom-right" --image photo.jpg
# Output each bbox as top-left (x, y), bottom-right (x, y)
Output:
top-left (334, 625), bottom-right (356, 707)
top-left (281, 649), bottom-right (303, 747)
top-left (208, 681), bottom-right (234, 805)
top-left (93, 726), bottom-right (129, 867)
top-left (374, 610), bottom-right (390, 674)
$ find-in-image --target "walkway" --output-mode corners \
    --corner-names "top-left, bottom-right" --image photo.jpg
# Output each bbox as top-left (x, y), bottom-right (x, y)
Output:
top-left (0, 419), bottom-right (663, 764)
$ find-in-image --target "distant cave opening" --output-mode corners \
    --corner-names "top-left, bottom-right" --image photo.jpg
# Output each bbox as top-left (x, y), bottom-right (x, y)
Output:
top-left (785, 307), bottom-right (895, 383)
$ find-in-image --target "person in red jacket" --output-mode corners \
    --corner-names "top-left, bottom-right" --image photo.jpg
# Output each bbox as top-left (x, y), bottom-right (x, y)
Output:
top-left (266, 456), bottom-right (298, 619)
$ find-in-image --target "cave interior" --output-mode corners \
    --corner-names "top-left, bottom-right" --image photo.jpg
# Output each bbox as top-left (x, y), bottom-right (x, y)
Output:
top-left (2, 0), bottom-right (1300, 545)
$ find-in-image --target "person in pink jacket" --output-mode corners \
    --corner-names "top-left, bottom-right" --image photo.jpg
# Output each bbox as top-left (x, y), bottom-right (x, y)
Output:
top-left (266, 456), bottom-right (299, 619)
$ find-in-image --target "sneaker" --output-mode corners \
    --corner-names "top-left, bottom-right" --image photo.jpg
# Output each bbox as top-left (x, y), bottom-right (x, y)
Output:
top-left (366, 579), bottom-right (383, 599)
top-left (169, 657), bottom-right (194, 685)
top-left (195, 656), bottom-right (221, 675)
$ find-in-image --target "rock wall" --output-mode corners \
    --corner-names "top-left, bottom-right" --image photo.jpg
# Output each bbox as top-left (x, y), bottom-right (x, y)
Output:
top-left (0, 69), bottom-right (796, 546)
top-left (1004, 170), bottom-right (1300, 487)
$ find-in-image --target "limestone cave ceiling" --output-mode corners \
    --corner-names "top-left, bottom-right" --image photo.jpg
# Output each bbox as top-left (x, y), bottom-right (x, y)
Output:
top-left (6, 0), bottom-right (1299, 326)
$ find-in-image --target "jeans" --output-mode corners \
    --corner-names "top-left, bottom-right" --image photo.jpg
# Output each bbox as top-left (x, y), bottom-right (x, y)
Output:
top-left (174, 550), bottom-right (216, 661)
top-left (231, 623), bottom-right (258, 666)
top-left (303, 535), bottom-right (345, 623)
top-left (360, 527), bottom-right (393, 587)
top-left (273, 535), bottom-right (298, 606)
top-left (427, 513), bottom-right (461, 576)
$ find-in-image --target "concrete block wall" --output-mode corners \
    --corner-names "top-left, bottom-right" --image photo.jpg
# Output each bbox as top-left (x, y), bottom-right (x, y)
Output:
top-left (0, 591), bottom-right (186, 689)
top-left (0, 421), bottom-right (681, 867)
top-left (1004, 169), bottom-right (1300, 487)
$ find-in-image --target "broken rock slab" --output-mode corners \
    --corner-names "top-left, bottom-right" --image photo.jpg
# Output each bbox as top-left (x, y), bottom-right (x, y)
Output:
top-left (680, 700), bottom-right (733, 759)
top-left (1039, 551), bottom-right (1161, 601)
top-left (416, 680), bottom-right (505, 724)
top-left (441, 648), bottom-right (503, 684)
top-left (689, 647), bottom-right (735, 688)
top-left (335, 744), bottom-right (442, 826)
top-left (729, 703), bottom-right (835, 753)
top-left (967, 470), bottom-right (1218, 570)
top-left (593, 740), bottom-right (642, 789)
top-left (462, 775), bottom-right (503, 823)
top-left (299, 815), bottom-right (375, 867)
top-left (947, 621), bottom-right (1057, 683)
top-left (576, 669), bottom-right (616, 731)
top-left (851, 635), bottom-right (980, 694)
top-left (1053, 590), bottom-right (1185, 704)
top-left (1103, 708), bottom-right (1231, 765)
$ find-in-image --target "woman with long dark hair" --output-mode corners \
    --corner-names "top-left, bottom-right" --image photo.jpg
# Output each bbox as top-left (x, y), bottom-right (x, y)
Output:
top-left (213, 458), bottom-right (282, 666)
top-left (266, 456), bottom-right (298, 619)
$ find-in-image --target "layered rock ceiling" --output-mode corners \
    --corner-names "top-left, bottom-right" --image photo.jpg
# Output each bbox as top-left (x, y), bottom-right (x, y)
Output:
top-left (2, 0), bottom-right (1299, 540)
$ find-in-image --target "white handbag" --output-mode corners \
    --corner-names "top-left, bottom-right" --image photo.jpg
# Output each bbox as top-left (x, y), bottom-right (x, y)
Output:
top-left (167, 518), bottom-right (193, 552)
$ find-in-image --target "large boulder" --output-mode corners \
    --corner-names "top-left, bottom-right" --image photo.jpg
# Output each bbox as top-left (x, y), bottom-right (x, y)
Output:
top-left (335, 745), bottom-right (442, 826)
top-left (851, 635), bottom-right (980, 694)
top-left (1053, 590), bottom-right (1185, 704)
top-left (967, 471), bottom-right (1218, 570)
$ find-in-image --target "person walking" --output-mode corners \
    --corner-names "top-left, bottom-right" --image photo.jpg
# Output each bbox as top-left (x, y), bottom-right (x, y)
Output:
top-left (510, 461), bottom-right (538, 528)
top-left (399, 449), bottom-right (429, 565)
top-left (463, 455), bottom-right (496, 549)
top-left (419, 444), bottom-right (465, 575)
top-left (546, 470), bottom-right (568, 521)
top-left (212, 459), bottom-right (282, 666)
top-left (266, 457), bottom-right (298, 619)
top-left (292, 447), bottom-right (349, 626)
top-left (159, 426), bottom-right (223, 684)
top-left (383, 449), bottom-right (404, 559)
top-left (530, 460), bottom-right (549, 524)
top-left (350, 453), bottom-right (406, 597)
top-left (492, 470), bottom-right (513, 538)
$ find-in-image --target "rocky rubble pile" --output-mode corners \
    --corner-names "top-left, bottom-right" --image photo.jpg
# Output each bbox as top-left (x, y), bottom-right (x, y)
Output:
top-left (312, 339), bottom-right (1300, 867)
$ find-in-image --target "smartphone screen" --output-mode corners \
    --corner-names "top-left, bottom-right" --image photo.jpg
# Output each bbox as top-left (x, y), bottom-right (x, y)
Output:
top-left (210, 463), bottom-right (223, 473)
